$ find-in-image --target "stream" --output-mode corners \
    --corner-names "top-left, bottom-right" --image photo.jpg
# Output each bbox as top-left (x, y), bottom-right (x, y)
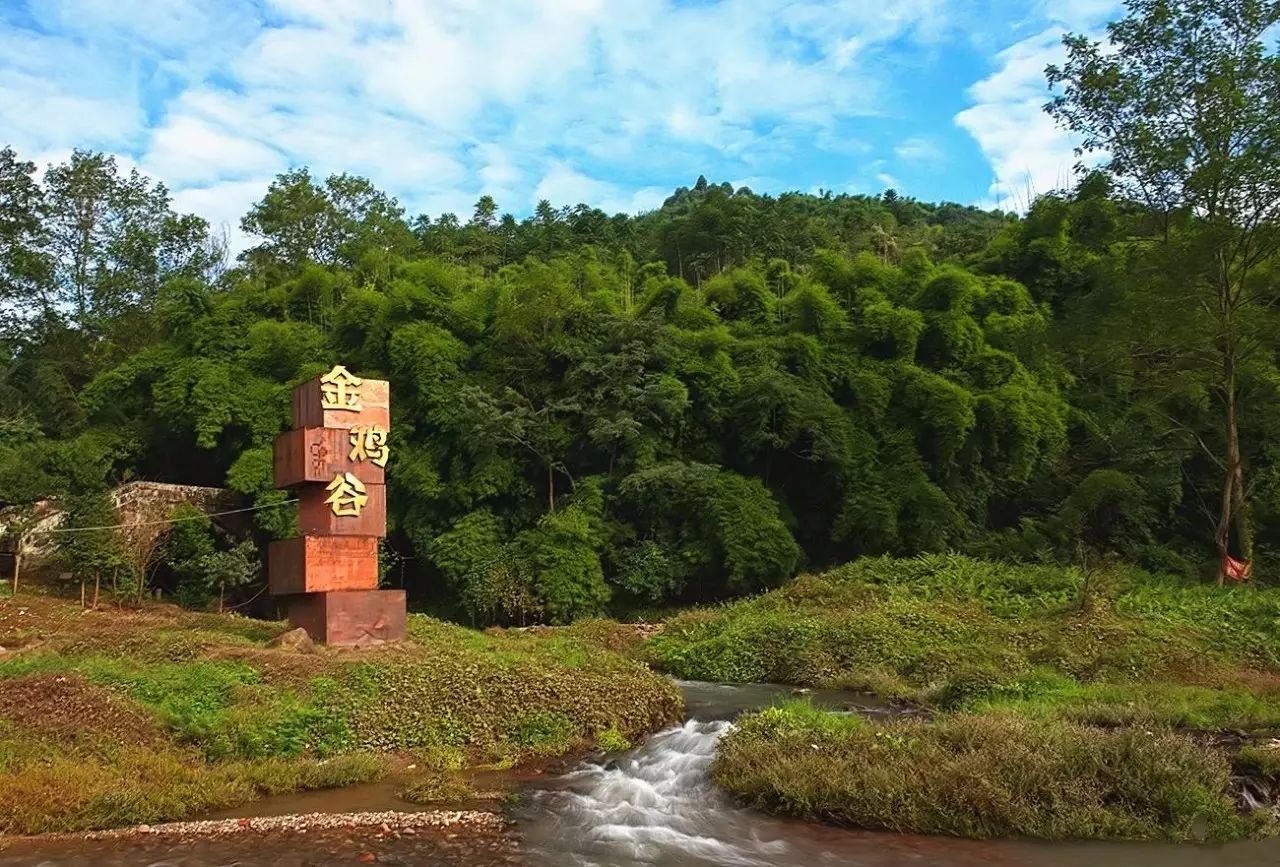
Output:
top-left (4, 680), bottom-right (1280, 866)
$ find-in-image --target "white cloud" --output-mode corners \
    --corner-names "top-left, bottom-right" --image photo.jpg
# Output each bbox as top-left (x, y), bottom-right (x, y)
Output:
top-left (894, 136), bottom-right (944, 164)
top-left (0, 27), bottom-right (144, 153)
top-left (171, 178), bottom-right (274, 255)
top-left (954, 2), bottom-right (1121, 209)
top-left (0, 0), bottom-right (1065, 228)
top-left (143, 115), bottom-right (284, 186)
top-left (32, 0), bottom-right (260, 51)
top-left (531, 164), bottom-right (666, 215)
top-left (955, 28), bottom-right (1081, 207)
top-left (623, 186), bottom-right (672, 215)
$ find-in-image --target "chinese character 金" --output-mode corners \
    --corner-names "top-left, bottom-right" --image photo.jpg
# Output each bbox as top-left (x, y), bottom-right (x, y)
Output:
top-left (325, 472), bottom-right (369, 517)
top-left (349, 425), bottom-right (390, 468)
top-left (320, 364), bottom-right (363, 411)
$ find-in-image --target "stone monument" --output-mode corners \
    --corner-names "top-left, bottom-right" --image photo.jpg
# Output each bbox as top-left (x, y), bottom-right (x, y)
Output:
top-left (269, 365), bottom-right (405, 645)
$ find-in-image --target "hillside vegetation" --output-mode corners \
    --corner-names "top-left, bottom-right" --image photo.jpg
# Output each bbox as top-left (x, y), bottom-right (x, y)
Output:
top-left (0, 595), bottom-right (678, 834)
top-left (649, 554), bottom-right (1280, 727)
top-left (3, 137), bottom-right (1279, 620)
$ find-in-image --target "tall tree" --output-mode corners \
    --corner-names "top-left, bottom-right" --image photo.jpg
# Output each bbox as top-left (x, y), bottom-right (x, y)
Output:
top-left (0, 147), bottom-right (51, 330)
top-left (1048, 0), bottom-right (1280, 580)
top-left (241, 169), bottom-right (411, 272)
top-left (42, 150), bottom-right (214, 329)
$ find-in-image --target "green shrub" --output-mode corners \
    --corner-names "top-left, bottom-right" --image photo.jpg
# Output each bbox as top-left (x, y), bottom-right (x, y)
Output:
top-left (1235, 745), bottom-right (1280, 782)
top-left (595, 727), bottom-right (632, 752)
top-left (738, 700), bottom-right (867, 741)
top-left (647, 555), bottom-right (1280, 713)
top-left (978, 682), bottom-right (1280, 732)
top-left (511, 711), bottom-right (577, 755)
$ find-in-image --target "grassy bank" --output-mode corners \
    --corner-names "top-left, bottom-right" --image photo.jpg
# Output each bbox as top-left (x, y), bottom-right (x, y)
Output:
top-left (648, 554), bottom-right (1280, 839)
top-left (713, 702), bottom-right (1255, 841)
top-left (0, 596), bottom-right (680, 834)
top-left (646, 554), bottom-right (1280, 726)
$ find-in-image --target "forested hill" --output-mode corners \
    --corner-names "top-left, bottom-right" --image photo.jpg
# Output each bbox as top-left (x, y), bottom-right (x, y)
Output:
top-left (1, 148), bottom-right (1277, 620)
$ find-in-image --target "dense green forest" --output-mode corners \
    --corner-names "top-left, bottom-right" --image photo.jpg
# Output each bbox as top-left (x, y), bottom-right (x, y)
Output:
top-left (2, 0), bottom-right (1277, 622)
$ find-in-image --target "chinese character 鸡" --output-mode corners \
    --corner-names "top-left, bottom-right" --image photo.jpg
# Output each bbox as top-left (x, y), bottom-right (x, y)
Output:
top-left (320, 364), bottom-right (363, 411)
top-left (325, 472), bottom-right (369, 517)
top-left (349, 425), bottom-right (390, 468)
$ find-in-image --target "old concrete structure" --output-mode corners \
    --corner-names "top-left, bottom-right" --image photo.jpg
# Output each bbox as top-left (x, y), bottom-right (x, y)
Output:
top-left (0, 482), bottom-right (245, 582)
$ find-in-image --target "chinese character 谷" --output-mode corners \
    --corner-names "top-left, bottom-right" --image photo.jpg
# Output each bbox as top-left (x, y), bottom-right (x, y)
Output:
top-left (349, 425), bottom-right (390, 468)
top-left (325, 472), bottom-right (369, 517)
top-left (320, 364), bottom-right (363, 411)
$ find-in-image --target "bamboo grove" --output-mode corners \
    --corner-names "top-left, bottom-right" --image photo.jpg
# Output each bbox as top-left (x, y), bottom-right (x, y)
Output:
top-left (2, 1), bottom-right (1279, 621)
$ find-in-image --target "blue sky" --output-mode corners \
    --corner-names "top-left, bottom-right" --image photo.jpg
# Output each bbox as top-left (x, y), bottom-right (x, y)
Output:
top-left (0, 0), bottom-right (1119, 246)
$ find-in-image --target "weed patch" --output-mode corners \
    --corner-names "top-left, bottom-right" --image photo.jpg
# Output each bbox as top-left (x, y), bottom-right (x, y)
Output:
top-left (714, 704), bottom-right (1246, 841)
top-left (396, 769), bottom-right (475, 805)
top-left (0, 747), bottom-right (385, 835)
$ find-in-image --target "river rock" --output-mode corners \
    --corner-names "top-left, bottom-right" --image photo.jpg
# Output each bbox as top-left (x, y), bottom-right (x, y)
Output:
top-left (268, 627), bottom-right (316, 654)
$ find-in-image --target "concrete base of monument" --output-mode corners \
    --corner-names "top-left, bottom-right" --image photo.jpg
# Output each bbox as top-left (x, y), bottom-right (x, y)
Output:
top-left (286, 589), bottom-right (407, 646)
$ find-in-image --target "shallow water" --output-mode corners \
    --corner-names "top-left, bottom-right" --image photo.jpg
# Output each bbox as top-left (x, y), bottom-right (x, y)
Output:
top-left (675, 679), bottom-right (894, 720)
top-left (6, 679), bottom-right (1280, 866)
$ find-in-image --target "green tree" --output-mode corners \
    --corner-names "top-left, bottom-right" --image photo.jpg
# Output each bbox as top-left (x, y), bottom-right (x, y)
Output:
top-left (241, 169), bottom-right (412, 272)
top-left (0, 147), bottom-right (51, 331)
top-left (1048, 0), bottom-right (1280, 580)
top-left (53, 494), bottom-right (124, 596)
top-left (42, 150), bottom-right (214, 329)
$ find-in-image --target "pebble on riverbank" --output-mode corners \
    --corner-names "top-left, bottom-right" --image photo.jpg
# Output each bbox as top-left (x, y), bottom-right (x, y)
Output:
top-left (35, 809), bottom-right (508, 843)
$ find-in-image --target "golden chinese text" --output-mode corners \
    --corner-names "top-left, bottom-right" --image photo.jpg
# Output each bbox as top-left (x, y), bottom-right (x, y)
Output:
top-left (349, 425), bottom-right (390, 468)
top-left (325, 472), bottom-right (369, 517)
top-left (320, 364), bottom-right (363, 411)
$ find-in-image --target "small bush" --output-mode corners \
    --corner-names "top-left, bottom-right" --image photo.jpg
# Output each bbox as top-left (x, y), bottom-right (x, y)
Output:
top-left (511, 711), bottom-right (577, 756)
top-left (1236, 745), bottom-right (1280, 783)
top-left (595, 727), bottom-right (632, 752)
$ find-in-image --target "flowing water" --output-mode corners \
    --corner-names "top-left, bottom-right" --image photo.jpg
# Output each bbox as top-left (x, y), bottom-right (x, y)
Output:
top-left (5, 680), bottom-right (1280, 866)
top-left (518, 681), bottom-right (1280, 867)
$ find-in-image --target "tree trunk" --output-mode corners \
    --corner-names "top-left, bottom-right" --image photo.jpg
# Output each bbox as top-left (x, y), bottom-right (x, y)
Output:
top-left (93, 572), bottom-right (100, 609)
top-left (548, 463), bottom-right (556, 513)
top-left (1215, 304), bottom-right (1250, 584)
top-left (10, 551), bottom-right (18, 596)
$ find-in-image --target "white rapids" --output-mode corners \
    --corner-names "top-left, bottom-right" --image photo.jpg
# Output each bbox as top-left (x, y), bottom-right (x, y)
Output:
top-left (517, 716), bottom-right (885, 867)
